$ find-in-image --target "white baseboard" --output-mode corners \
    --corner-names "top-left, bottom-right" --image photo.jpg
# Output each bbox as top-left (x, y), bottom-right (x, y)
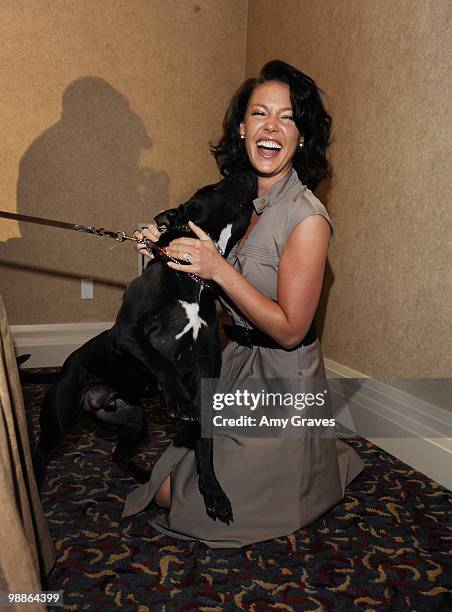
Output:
top-left (324, 358), bottom-right (452, 491)
top-left (11, 322), bottom-right (113, 368)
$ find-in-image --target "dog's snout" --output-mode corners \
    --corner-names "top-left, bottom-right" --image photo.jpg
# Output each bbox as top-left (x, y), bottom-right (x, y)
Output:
top-left (154, 208), bottom-right (179, 229)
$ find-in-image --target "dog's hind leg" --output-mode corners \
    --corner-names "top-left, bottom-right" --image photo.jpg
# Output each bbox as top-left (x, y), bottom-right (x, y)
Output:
top-left (87, 395), bottom-right (150, 484)
top-left (113, 412), bottom-right (150, 483)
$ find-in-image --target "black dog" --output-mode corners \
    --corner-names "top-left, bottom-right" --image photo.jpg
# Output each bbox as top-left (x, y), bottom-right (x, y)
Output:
top-left (33, 170), bottom-right (257, 523)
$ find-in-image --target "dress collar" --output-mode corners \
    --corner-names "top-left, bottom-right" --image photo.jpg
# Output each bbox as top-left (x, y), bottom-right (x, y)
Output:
top-left (252, 168), bottom-right (298, 214)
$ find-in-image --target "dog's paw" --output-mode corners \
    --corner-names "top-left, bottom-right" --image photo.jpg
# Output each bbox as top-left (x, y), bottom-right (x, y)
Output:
top-left (168, 400), bottom-right (200, 423)
top-left (199, 479), bottom-right (234, 525)
top-left (177, 400), bottom-right (201, 423)
top-left (130, 463), bottom-right (151, 484)
top-left (164, 387), bottom-right (200, 422)
top-left (115, 458), bottom-right (150, 484)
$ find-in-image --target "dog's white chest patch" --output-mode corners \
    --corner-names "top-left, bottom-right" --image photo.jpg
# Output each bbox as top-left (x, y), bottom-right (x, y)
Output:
top-left (175, 300), bottom-right (207, 341)
top-left (217, 223), bottom-right (233, 254)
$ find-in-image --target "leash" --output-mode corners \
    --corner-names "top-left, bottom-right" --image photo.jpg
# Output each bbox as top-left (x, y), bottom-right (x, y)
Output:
top-left (0, 209), bottom-right (219, 289)
top-left (0, 208), bottom-right (145, 244)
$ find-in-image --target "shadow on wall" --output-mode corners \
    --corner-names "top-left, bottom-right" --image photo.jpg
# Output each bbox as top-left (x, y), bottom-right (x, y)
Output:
top-left (0, 76), bottom-right (169, 290)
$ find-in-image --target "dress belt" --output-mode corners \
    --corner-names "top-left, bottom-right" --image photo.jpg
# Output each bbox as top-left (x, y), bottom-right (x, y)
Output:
top-left (223, 321), bottom-right (317, 351)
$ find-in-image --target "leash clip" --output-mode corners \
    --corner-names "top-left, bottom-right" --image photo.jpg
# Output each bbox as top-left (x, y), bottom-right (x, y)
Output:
top-left (115, 231), bottom-right (138, 242)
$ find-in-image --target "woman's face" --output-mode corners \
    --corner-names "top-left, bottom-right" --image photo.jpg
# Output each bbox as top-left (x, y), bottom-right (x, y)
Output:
top-left (240, 81), bottom-right (301, 189)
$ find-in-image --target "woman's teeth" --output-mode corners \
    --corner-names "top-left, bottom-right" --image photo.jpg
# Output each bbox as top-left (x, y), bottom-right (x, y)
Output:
top-left (256, 140), bottom-right (282, 158)
top-left (257, 140), bottom-right (282, 150)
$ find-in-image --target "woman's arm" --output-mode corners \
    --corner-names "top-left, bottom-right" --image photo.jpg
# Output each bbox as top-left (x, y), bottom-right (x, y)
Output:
top-left (166, 216), bottom-right (331, 349)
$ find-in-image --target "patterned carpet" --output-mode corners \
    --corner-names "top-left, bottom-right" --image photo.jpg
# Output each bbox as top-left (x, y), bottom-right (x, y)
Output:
top-left (22, 378), bottom-right (451, 611)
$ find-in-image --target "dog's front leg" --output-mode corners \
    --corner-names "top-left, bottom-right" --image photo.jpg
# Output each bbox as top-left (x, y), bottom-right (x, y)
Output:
top-left (114, 326), bottom-right (199, 422)
top-left (195, 437), bottom-right (233, 525)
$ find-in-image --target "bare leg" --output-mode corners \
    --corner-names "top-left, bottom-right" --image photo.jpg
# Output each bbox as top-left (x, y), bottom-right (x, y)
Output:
top-left (155, 475), bottom-right (171, 509)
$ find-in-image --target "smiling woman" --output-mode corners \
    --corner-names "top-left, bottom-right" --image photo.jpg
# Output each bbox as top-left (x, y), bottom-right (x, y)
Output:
top-left (126, 60), bottom-right (364, 547)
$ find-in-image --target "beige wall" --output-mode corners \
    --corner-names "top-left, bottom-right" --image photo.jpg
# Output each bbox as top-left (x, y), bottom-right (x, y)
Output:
top-left (246, 0), bottom-right (451, 378)
top-left (0, 0), bottom-right (247, 324)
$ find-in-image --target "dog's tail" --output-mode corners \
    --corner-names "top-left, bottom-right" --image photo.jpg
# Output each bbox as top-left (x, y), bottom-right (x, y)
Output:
top-left (32, 445), bottom-right (49, 490)
top-left (16, 354), bottom-right (59, 384)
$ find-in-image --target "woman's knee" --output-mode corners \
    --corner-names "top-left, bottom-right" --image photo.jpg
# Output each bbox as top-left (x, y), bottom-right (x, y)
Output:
top-left (154, 475), bottom-right (171, 509)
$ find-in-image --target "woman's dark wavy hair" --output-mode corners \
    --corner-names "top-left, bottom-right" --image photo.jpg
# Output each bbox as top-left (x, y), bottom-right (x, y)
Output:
top-left (211, 60), bottom-right (332, 191)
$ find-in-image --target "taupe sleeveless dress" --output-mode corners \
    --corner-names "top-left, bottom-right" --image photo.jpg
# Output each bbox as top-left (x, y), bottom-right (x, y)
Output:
top-left (123, 169), bottom-right (364, 547)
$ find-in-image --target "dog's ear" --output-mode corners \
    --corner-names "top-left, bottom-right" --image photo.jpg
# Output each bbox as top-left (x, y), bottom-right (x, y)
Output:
top-left (222, 170), bottom-right (258, 198)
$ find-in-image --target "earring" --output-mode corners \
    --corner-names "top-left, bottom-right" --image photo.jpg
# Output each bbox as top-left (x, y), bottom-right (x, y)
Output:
top-left (240, 133), bottom-right (245, 140)
top-left (299, 141), bottom-right (304, 148)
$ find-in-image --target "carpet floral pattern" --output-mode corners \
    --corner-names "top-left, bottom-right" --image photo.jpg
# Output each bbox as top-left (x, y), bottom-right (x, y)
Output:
top-left (23, 380), bottom-right (451, 611)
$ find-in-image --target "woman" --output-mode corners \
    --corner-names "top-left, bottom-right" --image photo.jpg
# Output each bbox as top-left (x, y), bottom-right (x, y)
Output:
top-left (123, 60), bottom-right (364, 547)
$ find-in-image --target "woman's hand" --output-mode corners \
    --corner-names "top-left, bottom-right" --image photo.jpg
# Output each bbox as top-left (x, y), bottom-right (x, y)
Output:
top-left (165, 221), bottom-right (226, 281)
top-left (134, 223), bottom-right (162, 258)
